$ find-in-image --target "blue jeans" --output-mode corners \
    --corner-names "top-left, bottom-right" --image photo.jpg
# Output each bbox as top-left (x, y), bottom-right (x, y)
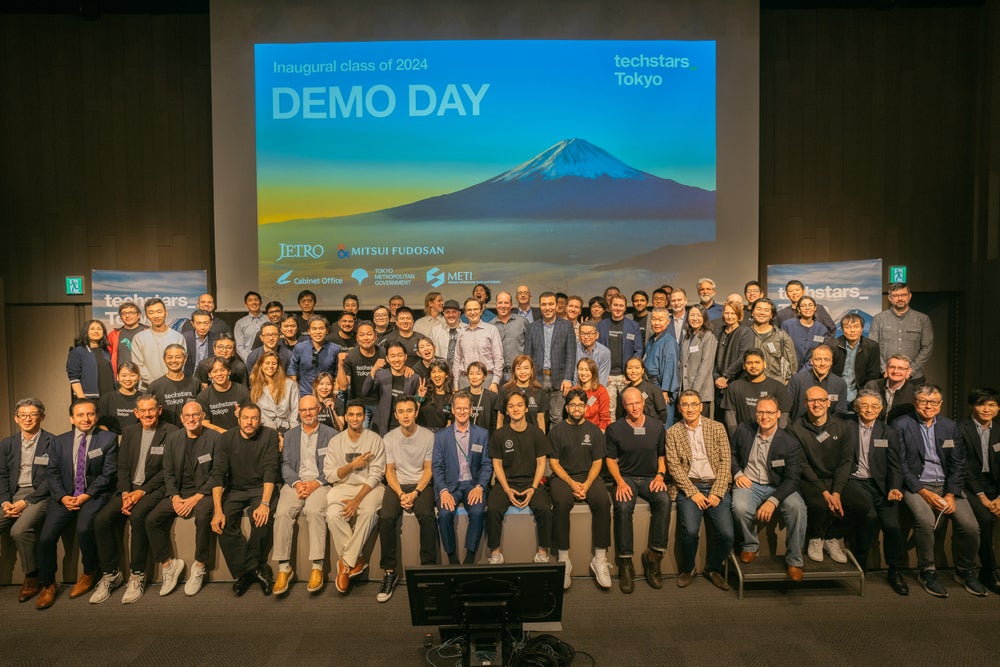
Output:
top-left (437, 481), bottom-right (486, 556)
top-left (731, 483), bottom-right (806, 567)
top-left (612, 475), bottom-right (670, 556)
top-left (676, 483), bottom-right (734, 573)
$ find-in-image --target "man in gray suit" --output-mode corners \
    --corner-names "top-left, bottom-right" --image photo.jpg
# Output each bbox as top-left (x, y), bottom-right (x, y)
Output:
top-left (524, 292), bottom-right (577, 425)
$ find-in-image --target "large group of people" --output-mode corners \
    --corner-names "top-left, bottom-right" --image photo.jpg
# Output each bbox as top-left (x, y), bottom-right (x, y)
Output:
top-left (3, 277), bottom-right (998, 610)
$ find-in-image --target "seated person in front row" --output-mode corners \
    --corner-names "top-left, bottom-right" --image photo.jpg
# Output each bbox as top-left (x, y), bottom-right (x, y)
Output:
top-left (959, 387), bottom-right (1000, 595)
top-left (433, 391), bottom-right (492, 566)
top-left (485, 391), bottom-right (553, 565)
top-left (730, 396), bottom-right (808, 581)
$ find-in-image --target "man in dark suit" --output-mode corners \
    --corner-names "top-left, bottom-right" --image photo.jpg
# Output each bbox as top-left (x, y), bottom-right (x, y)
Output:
top-left (730, 396), bottom-right (808, 581)
top-left (146, 399), bottom-right (219, 597)
top-left (362, 342), bottom-right (421, 436)
top-left (826, 313), bottom-right (882, 405)
top-left (524, 292), bottom-right (577, 425)
top-left (272, 395), bottom-right (337, 596)
top-left (182, 309), bottom-right (221, 377)
top-left (432, 391), bottom-right (492, 565)
top-left (0, 398), bottom-right (55, 602)
top-left (896, 384), bottom-right (985, 597)
top-left (959, 387), bottom-right (1000, 594)
top-left (845, 390), bottom-right (909, 595)
top-left (863, 354), bottom-right (917, 423)
top-left (35, 398), bottom-right (119, 609)
top-left (90, 393), bottom-right (177, 604)
top-left (514, 285), bottom-right (542, 323)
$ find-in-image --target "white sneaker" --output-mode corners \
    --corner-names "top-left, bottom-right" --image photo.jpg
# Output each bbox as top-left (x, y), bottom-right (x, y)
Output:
top-left (122, 573), bottom-right (145, 604)
top-left (89, 571), bottom-right (123, 604)
top-left (488, 552), bottom-right (505, 565)
top-left (807, 539), bottom-right (824, 562)
top-left (533, 552), bottom-right (550, 563)
top-left (824, 539), bottom-right (848, 564)
top-left (590, 556), bottom-right (612, 590)
top-left (560, 559), bottom-right (572, 589)
top-left (184, 562), bottom-right (207, 596)
top-left (159, 558), bottom-right (185, 597)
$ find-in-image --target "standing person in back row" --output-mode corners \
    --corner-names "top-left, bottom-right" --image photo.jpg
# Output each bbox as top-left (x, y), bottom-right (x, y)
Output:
top-left (869, 282), bottom-right (933, 386)
top-left (132, 298), bottom-right (187, 390)
top-left (524, 292), bottom-right (576, 426)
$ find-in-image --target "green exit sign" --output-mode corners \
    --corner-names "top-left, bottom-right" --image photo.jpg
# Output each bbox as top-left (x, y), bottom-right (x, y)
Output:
top-left (66, 276), bottom-right (85, 295)
top-left (888, 265), bottom-right (907, 283)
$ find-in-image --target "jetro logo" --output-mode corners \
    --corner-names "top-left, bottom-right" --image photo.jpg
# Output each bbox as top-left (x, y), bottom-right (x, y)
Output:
top-left (276, 244), bottom-right (324, 262)
top-left (426, 267), bottom-right (445, 288)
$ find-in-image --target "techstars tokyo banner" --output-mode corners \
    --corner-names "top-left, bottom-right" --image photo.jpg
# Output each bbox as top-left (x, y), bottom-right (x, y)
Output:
top-left (255, 40), bottom-right (717, 304)
top-left (766, 259), bottom-right (883, 335)
top-left (91, 270), bottom-right (208, 329)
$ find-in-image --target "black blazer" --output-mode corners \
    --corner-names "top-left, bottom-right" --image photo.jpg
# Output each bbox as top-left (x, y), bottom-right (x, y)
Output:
top-left (162, 427), bottom-right (219, 497)
top-left (863, 378), bottom-right (916, 423)
top-left (182, 329), bottom-right (221, 376)
top-left (362, 369), bottom-right (421, 436)
top-left (827, 335), bottom-right (882, 392)
top-left (115, 421), bottom-right (178, 494)
top-left (0, 430), bottom-right (56, 504)
top-left (893, 414), bottom-right (965, 497)
top-left (959, 417), bottom-right (1000, 499)
top-left (730, 422), bottom-right (803, 502)
top-left (848, 415), bottom-right (903, 496)
top-left (48, 429), bottom-right (118, 500)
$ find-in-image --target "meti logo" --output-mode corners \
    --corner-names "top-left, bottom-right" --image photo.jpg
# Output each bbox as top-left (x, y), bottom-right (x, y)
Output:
top-left (351, 268), bottom-right (369, 285)
top-left (426, 267), bottom-right (445, 287)
top-left (276, 244), bottom-right (325, 261)
top-left (276, 270), bottom-right (293, 285)
top-left (337, 244), bottom-right (350, 259)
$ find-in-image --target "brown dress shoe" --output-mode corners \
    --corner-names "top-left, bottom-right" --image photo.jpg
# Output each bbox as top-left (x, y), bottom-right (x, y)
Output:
top-left (36, 584), bottom-right (57, 610)
top-left (348, 557), bottom-right (368, 579)
top-left (69, 572), bottom-right (96, 599)
top-left (787, 565), bottom-right (804, 582)
top-left (641, 549), bottom-right (663, 589)
top-left (740, 551), bottom-right (757, 564)
top-left (335, 559), bottom-right (351, 594)
top-left (19, 576), bottom-right (39, 603)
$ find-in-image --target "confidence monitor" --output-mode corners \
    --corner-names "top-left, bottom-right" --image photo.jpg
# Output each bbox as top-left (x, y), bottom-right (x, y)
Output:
top-left (406, 563), bottom-right (565, 666)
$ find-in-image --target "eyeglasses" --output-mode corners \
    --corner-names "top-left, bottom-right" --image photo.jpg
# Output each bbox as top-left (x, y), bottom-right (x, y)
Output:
top-left (915, 399), bottom-right (942, 407)
top-left (805, 398), bottom-right (830, 404)
top-left (756, 410), bottom-right (779, 417)
top-left (16, 412), bottom-right (41, 419)
top-left (566, 402), bottom-right (586, 409)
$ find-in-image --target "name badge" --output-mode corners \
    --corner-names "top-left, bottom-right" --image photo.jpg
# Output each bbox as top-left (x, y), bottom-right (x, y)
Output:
top-left (873, 439), bottom-right (889, 448)
top-left (151, 446), bottom-right (164, 456)
top-left (772, 459), bottom-right (785, 468)
top-left (633, 427), bottom-right (646, 436)
top-left (641, 392), bottom-right (649, 401)
top-left (87, 448), bottom-right (103, 459)
top-left (942, 439), bottom-right (955, 449)
top-left (689, 345), bottom-right (699, 353)
top-left (197, 453), bottom-right (212, 464)
top-left (626, 333), bottom-right (635, 341)
top-left (816, 431), bottom-right (830, 442)
top-left (828, 394), bottom-right (839, 402)
top-left (34, 455), bottom-right (49, 465)
top-left (993, 443), bottom-right (1000, 453)
top-left (472, 444), bottom-right (483, 453)
top-left (813, 335), bottom-right (825, 343)
top-left (317, 447), bottom-right (328, 456)
top-left (760, 391), bottom-right (769, 398)
top-left (587, 396), bottom-right (597, 406)
top-left (766, 342), bottom-right (777, 353)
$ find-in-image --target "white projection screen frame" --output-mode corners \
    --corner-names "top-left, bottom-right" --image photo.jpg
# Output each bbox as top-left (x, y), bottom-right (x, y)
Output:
top-left (211, 0), bottom-right (759, 311)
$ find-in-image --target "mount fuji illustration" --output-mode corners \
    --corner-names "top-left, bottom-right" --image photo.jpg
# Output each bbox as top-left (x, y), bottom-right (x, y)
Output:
top-left (361, 138), bottom-right (715, 221)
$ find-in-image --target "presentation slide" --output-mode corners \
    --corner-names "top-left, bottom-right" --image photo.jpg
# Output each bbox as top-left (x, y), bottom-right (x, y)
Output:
top-left (255, 39), bottom-right (716, 304)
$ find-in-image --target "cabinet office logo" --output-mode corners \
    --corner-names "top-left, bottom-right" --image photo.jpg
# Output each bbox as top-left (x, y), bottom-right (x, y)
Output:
top-left (276, 243), bottom-right (325, 261)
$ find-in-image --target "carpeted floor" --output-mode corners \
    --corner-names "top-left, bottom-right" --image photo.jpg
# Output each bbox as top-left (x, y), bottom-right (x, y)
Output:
top-left (3, 569), bottom-right (999, 666)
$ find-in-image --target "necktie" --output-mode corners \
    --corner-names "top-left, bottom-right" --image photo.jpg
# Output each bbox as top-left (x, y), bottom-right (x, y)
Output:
top-left (75, 432), bottom-right (88, 495)
top-left (448, 329), bottom-right (457, 365)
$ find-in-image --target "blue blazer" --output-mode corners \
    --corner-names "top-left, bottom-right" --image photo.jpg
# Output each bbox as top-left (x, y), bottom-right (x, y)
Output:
top-left (893, 414), bottom-right (966, 497)
top-left (282, 422), bottom-right (338, 485)
top-left (0, 430), bottom-right (56, 504)
top-left (597, 317), bottom-right (644, 363)
top-left (730, 423), bottom-right (803, 503)
top-left (48, 429), bottom-right (118, 500)
top-left (524, 318), bottom-right (577, 385)
top-left (182, 330), bottom-right (221, 376)
top-left (66, 345), bottom-right (113, 397)
top-left (432, 422), bottom-right (492, 500)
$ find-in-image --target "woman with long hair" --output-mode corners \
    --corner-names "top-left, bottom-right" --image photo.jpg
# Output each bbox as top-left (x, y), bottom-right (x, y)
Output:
top-left (681, 305), bottom-right (718, 417)
top-left (416, 360), bottom-right (452, 431)
top-left (714, 300), bottom-right (755, 396)
top-left (66, 319), bottom-right (114, 400)
top-left (250, 351), bottom-right (299, 435)
top-left (312, 371), bottom-right (343, 431)
top-left (617, 357), bottom-right (667, 422)
top-left (97, 361), bottom-right (141, 433)
top-left (499, 354), bottom-right (548, 431)
top-left (781, 295), bottom-right (826, 371)
top-left (466, 360), bottom-right (499, 433)
top-left (575, 357), bottom-right (611, 431)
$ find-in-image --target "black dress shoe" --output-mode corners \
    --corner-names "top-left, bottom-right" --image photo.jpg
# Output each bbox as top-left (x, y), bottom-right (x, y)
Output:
top-left (257, 564), bottom-right (274, 596)
top-left (981, 578), bottom-right (1000, 595)
top-left (233, 571), bottom-right (256, 596)
top-left (887, 568), bottom-right (909, 596)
